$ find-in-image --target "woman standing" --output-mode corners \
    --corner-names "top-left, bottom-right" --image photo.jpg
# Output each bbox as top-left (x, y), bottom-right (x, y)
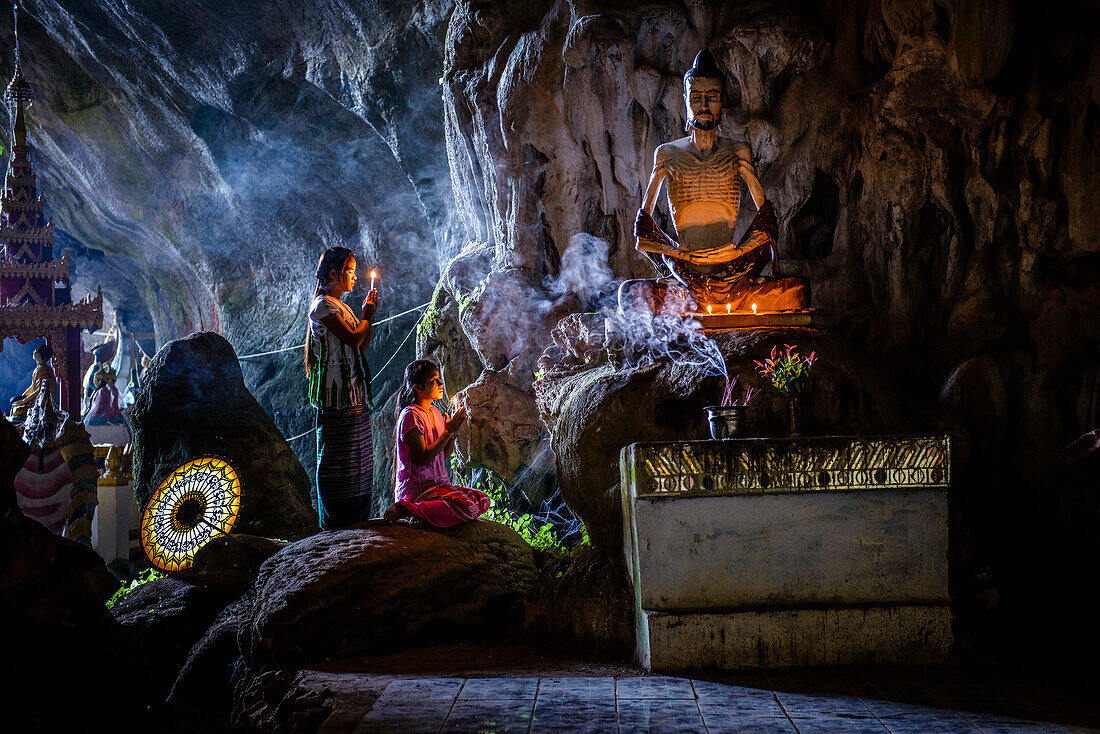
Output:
top-left (305, 246), bottom-right (380, 529)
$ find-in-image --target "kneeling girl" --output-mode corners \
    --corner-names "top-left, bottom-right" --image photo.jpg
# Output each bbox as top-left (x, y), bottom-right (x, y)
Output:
top-left (386, 360), bottom-right (492, 526)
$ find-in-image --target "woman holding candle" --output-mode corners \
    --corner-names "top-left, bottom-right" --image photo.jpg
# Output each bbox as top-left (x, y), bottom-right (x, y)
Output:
top-left (384, 359), bottom-right (492, 527)
top-left (304, 246), bottom-right (380, 529)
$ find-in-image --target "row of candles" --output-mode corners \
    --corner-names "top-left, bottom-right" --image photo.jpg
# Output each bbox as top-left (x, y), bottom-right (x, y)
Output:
top-left (705, 302), bottom-right (759, 315)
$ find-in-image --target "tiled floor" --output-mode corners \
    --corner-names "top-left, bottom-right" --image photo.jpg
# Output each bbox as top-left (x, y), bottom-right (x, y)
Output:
top-left (335, 672), bottom-right (1100, 733)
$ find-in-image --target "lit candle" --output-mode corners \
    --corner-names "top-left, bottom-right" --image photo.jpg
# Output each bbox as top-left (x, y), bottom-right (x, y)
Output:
top-left (369, 269), bottom-right (377, 291)
top-left (451, 394), bottom-right (458, 412)
top-left (751, 302), bottom-right (758, 315)
top-left (706, 304), bottom-right (713, 315)
top-left (726, 303), bottom-right (731, 314)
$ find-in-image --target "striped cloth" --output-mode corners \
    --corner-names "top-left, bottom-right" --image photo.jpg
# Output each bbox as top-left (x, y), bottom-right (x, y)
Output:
top-left (14, 447), bottom-right (73, 534)
top-left (315, 405), bottom-right (373, 529)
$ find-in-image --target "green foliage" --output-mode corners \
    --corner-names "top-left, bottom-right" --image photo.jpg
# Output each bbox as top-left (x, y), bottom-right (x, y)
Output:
top-left (416, 280), bottom-right (448, 339)
top-left (449, 453), bottom-right (586, 551)
top-left (416, 303), bottom-right (441, 339)
top-left (455, 280), bottom-right (485, 314)
top-left (106, 567), bottom-right (164, 609)
top-left (438, 53), bottom-right (453, 86)
top-left (754, 343), bottom-right (818, 394)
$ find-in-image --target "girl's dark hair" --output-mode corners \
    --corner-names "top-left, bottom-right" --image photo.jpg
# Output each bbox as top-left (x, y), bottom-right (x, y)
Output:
top-left (304, 246), bottom-right (355, 377)
top-left (33, 344), bottom-right (53, 362)
top-left (395, 359), bottom-right (439, 419)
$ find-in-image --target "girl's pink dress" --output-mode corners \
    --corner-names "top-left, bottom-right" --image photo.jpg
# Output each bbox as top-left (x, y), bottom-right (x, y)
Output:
top-left (395, 404), bottom-right (492, 527)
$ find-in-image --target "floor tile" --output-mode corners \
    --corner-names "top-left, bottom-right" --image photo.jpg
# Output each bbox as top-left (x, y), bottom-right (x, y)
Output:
top-left (376, 677), bottom-right (466, 701)
top-left (617, 676), bottom-right (695, 700)
top-left (529, 702), bottom-right (617, 734)
top-left (969, 722), bottom-right (1084, 733)
top-left (443, 698), bottom-right (534, 733)
top-left (790, 715), bottom-right (890, 733)
top-left (356, 678), bottom-right (464, 734)
top-left (692, 679), bottom-right (778, 703)
top-left (458, 678), bottom-right (539, 701)
top-left (776, 691), bottom-right (874, 717)
top-left (617, 698), bottom-right (708, 733)
top-left (860, 699), bottom-right (960, 717)
top-left (881, 715), bottom-right (981, 733)
top-left (701, 713), bottom-right (798, 734)
top-left (356, 703), bottom-right (453, 734)
top-left (699, 697), bottom-right (787, 717)
top-left (536, 677), bottom-right (616, 699)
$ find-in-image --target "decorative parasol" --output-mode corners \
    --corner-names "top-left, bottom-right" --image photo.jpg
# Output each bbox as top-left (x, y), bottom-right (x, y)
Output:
top-left (141, 457), bottom-right (242, 572)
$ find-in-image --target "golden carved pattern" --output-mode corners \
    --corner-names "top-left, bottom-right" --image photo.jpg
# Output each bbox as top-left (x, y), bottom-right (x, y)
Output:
top-left (0, 253), bottom-right (70, 278)
top-left (0, 289), bottom-right (103, 337)
top-left (7, 279), bottom-right (45, 306)
top-left (630, 435), bottom-right (951, 497)
top-left (0, 225), bottom-right (52, 243)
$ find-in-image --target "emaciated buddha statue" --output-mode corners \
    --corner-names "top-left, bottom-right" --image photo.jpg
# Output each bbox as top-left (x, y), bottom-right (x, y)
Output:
top-left (621, 50), bottom-right (809, 313)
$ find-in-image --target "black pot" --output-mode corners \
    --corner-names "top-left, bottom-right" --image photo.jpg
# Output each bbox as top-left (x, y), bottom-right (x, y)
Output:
top-left (705, 405), bottom-right (746, 440)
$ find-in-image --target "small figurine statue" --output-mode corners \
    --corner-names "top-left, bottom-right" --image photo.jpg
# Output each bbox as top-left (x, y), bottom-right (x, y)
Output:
top-left (82, 337), bottom-right (115, 414)
top-left (84, 342), bottom-right (125, 426)
top-left (9, 344), bottom-right (58, 421)
top-left (622, 50), bottom-right (810, 313)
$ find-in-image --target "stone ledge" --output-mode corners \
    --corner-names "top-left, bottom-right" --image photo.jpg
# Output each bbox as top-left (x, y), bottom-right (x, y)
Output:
top-left (625, 488), bottom-right (949, 610)
top-left (641, 604), bottom-right (953, 671)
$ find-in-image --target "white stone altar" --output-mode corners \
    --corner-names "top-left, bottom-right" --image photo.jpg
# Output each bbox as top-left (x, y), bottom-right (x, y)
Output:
top-left (621, 435), bottom-right (953, 670)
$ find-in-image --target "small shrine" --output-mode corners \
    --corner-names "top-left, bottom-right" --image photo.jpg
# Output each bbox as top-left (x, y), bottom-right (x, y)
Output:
top-left (0, 31), bottom-right (103, 415)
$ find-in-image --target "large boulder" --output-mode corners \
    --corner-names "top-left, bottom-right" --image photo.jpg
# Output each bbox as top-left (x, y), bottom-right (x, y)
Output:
top-left (114, 534), bottom-right (286, 703)
top-left (112, 576), bottom-right (240, 697)
top-left (536, 326), bottom-right (927, 549)
top-left (131, 331), bottom-right (317, 540)
top-left (242, 519), bottom-right (538, 667)
top-left (525, 546), bottom-right (634, 657)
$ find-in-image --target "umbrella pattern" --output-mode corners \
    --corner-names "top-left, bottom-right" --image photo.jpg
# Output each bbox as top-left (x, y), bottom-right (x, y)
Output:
top-left (141, 457), bottom-right (241, 572)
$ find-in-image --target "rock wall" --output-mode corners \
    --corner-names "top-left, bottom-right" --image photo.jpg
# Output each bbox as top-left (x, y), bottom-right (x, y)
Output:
top-left (437, 0), bottom-right (1099, 656)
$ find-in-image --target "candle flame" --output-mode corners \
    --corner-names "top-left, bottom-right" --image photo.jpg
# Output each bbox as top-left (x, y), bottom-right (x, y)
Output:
top-left (726, 303), bottom-right (731, 314)
top-left (370, 269), bottom-right (377, 279)
top-left (706, 304), bottom-right (712, 315)
top-left (751, 303), bottom-right (758, 314)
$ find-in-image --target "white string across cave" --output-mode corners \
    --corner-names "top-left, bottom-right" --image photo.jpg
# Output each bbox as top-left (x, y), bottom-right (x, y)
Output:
top-left (282, 320), bottom-right (419, 443)
top-left (236, 301), bottom-right (430, 360)
top-left (251, 303), bottom-right (428, 443)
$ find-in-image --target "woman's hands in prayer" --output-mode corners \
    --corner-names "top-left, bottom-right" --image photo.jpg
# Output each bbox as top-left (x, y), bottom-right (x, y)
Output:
top-left (362, 288), bottom-right (380, 322)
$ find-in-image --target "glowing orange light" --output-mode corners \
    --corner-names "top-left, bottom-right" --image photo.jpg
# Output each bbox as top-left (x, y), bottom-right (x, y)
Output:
top-left (369, 269), bottom-right (378, 290)
top-left (751, 303), bottom-right (758, 314)
top-left (726, 303), bottom-right (731, 314)
top-left (706, 304), bottom-right (713, 315)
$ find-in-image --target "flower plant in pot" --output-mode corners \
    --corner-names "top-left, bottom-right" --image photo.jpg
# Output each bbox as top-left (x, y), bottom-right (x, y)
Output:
top-left (754, 344), bottom-right (816, 435)
top-left (705, 376), bottom-right (756, 440)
